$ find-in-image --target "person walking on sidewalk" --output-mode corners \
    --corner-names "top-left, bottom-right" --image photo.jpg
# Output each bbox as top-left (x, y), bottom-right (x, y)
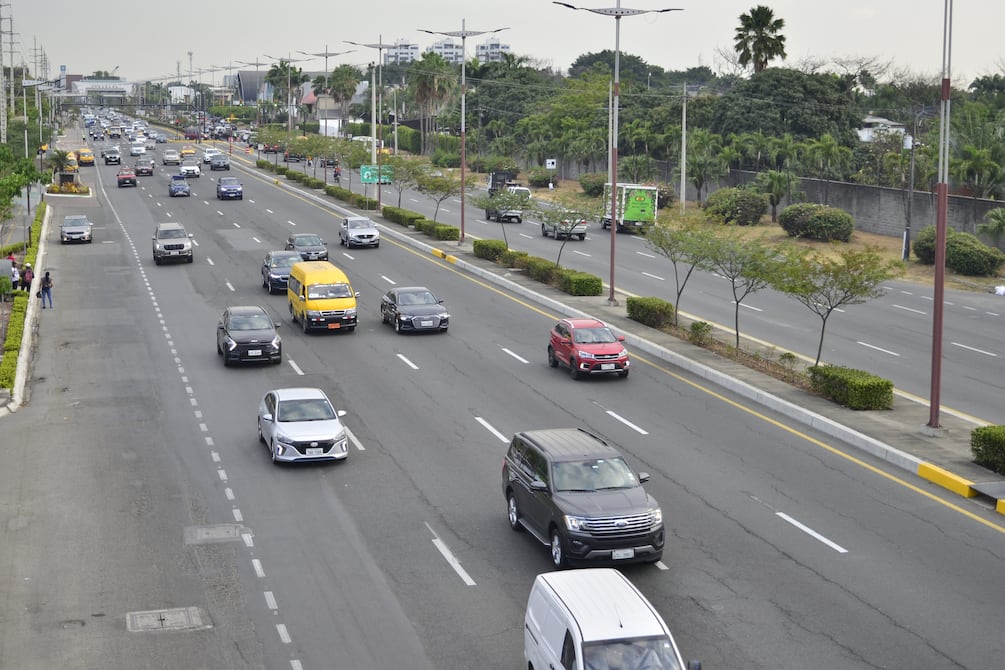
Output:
top-left (10, 260), bottom-right (19, 288)
top-left (20, 263), bottom-right (33, 291)
top-left (40, 270), bottom-right (53, 309)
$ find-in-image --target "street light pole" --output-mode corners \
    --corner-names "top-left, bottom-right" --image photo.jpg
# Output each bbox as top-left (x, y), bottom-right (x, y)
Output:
top-left (298, 46), bottom-right (355, 126)
top-left (554, 1), bottom-right (682, 305)
top-left (236, 58), bottom-right (267, 128)
top-left (345, 37), bottom-right (395, 207)
top-left (419, 22), bottom-right (508, 245)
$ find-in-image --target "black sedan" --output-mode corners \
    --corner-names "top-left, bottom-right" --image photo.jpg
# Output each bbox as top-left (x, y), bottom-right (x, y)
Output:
top-left (380, 287), bottom-right (450, 333)
top-left (261, 250), bottom-right (302, 294)
top-left (216, 305), bottom-right (282, 366)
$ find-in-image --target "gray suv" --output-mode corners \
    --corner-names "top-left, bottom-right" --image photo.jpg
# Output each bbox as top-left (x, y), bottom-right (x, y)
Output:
top-left (501, 428), bottom-right (664, 569)
top-left (152, 222), bottom-right (194, 265)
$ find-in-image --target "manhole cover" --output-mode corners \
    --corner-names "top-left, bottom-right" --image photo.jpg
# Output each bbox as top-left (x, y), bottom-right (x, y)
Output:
top-left (183, 524), bottom-right (245, 545)
top-left (127, 607), bottom-right (212, 632)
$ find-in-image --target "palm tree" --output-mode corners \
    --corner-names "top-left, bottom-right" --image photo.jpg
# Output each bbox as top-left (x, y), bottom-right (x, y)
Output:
top-left (408, 52), bottom-right (455, 155)
top-left (266, 60), bottom-right (310, 122)
top-left (47, 149), bottom-right (71, 175)
top-left (314, 64), bottom-right (362, 137)
top-left (755, 170), bottom-right (790, 222)
top-left (734, 5), bottom-right (787, 74)
top-left (806, 133), bottom-right (851, 204)
top-left (978, 207), bottom-right (1005, 250)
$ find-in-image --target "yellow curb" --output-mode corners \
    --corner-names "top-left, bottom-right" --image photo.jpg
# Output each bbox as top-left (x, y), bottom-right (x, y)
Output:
top-left (917, 462), bottom-right (977, 498)
top-left (443, 254), bottom-right (457, 264)
top-left (432, 249), bottom-right (445, 259)
top-left (998, 499), bottom-right (1005, 516)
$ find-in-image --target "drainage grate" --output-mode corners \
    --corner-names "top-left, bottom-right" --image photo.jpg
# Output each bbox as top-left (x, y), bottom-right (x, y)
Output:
top-left (183, 524), bottom-right (246, 545)
top-left (126, 607), bottom-right (212, 632)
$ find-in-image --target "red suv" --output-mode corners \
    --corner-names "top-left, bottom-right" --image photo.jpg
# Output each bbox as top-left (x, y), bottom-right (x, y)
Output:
top-left (548, 318), bottom-right (630, 379)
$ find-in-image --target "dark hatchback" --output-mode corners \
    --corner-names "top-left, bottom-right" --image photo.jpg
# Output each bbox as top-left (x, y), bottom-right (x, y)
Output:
top-left (216, 305), bottom-right (282, 366)
top-left (261, 250), bottom-right (302, 294)
top-left (285, 233), bottom-right (328, 261)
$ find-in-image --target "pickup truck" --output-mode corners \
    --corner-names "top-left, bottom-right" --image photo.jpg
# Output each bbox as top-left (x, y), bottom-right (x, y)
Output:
top-left (541, 217), bottom-right (588, 241)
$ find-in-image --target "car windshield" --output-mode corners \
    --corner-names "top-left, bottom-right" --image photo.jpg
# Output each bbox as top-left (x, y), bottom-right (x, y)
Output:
top-left (573, 327), bottom-right (617, 344)
top-left (399, 290), bottom-right (437, 306)
top-left (308, 283), bottom-right (352, 299)
top-left (582, 637), bottom-right (682, 670)
top-left (171, 175), bottom-right (187, 182)
top-left (157, 228), bottom-right (187, 239)
top-left (62, 217), bottom-right (89, 228)
top-left (220, 178), bottom-right (238, 186)
top-left (230, 313), bottom-right (273, 330)
top-left (294, 235), bottom-right (322, 246)
top-left (270, 255), bottom-right (297, 268)
top-left (348, 219), bottom-right (371, 229)
top-left (552, 458), bottom-right (637, 492)
top-left (277, 398), bottom-right (336, 422)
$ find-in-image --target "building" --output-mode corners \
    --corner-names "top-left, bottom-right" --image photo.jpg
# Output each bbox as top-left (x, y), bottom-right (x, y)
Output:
top-left (475, 37), bottom-right (511, 63)
top-left (427, 38), bottom-right (464, 64)
top-left (386, 39), bottom-right (420, 65)
top-left (857, 115), bottom-right (907, 144)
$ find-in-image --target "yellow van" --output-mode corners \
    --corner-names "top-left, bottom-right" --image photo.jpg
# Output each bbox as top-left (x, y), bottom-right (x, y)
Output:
top-left (287, 261), bottom-right (359, 333)
top-left (65, 151), bottom-right (79, 173)
top-left (78, 148), bottom-right (95, 166)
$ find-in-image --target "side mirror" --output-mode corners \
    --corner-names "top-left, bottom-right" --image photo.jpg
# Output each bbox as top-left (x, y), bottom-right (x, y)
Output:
top-left (188, 233), bottom-right (194, 239)
top-left (617, 335), bottom-right (625, 342)
top-left (337, 409), bottom-right (347, 418)
top-left (530, 479), bottom-right (548, 492)
top-left (638, 472), bottom-right (650, 483)
top-left (273, 322), bottom-right (281, 329)
top-left (261, 413), bottom-right (273, 423)
top-left (354, 291), bottom-right (360, 298)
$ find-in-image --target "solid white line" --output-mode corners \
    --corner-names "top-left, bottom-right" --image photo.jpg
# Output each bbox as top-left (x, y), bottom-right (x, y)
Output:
top-left (345, 426), bottom-right (366, 451)
top-left (501, 347), bottom-right (530, 364)
top-left (776, 512), bottom-right (848, 553)
top-left (288, 359), bottom-right (304, 375)
top-left (252, 559), bottom-right (265, 578)
top-left (276, 623), bottom-right (291, 644)
top-left (264, 591), bottom-right (278, 611)
top-left (857, 341), bottom-right (900, 356)
top-left (476, 416), bottom-right (509, 443)
top-left (381, 275), bottom-right (396, 285)
top-left (605, 410), bottom-right (649, 435)
top-left (232, 508), bottom-right (243, 522)
top-left (951, 341), bottom-right (997, 357)
top-left (225, 281), bottom-right (235, 292)
top-left (893, 304), bottom-right (927, 315)
top-left (641, 271), bottom-right (664, 281)
top-left (397, 353), bottom-right (419, 370)
top-left (426, 523), bottom-right (476, 586)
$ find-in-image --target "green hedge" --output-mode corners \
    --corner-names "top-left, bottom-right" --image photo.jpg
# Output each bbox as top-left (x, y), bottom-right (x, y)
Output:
top-left (523, 256), bottom-right (560, 283)
top-left (809, 365), bottom-right (893, 410)
top-left (779, 203), bottom-right (854, 242)
top-left (558, 271), bottom-right (603, 296)
top-left (500, 249), bottom-right (529, 266)
top-left (0, 294), bottom-right (29, 389)
top-left (579, 172), bottom-right (607, 197)
top-left (626, 296), bottom-right (675, 329)
top-left (473, 239), bottom-right (508, 261)
top-left (971, 425), bottom-right (1005, 474)
top-left (382, 206), bottom-right (425, 227)
top-left (432, 225), bottom-right (460, 241)
top-left (913, 225), bottom-right (1005, 275)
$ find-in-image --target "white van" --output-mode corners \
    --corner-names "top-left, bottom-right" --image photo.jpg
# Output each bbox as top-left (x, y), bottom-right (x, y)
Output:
top-left (524, 569), bottom-right (699, 670)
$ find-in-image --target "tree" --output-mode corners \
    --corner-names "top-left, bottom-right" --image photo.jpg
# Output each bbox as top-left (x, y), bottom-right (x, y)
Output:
top-left (773, 248), bottom-right (903, 366)
top-left (805, 133), bottom-right (852, 204)
top-left (978, 208), bottom-right (1005, 249)
top-left (469, 188), bottom-right (532, 248)
top-left (527, 193), bottom-right (603, 268)
top-left (323, 65), bottom-right (363, 137)
top-left (385, 155), bottom-right (428, 208)
top-left (416, 173), bottom-right (464, 222)
top-left (645, 214), bottom-right (716, 326)
top-left (705, 232), bottom-right (780, 350)
top-left (47, 149), bottom-right (72, 175)
top-left (408, 52), bottom-right (456, 155)
top-left (754, 170), bottom-right (789, 222)
top-left (734, 5), bottom-right (787, 74)
top-left (686, 129), bottom-right (727, 205)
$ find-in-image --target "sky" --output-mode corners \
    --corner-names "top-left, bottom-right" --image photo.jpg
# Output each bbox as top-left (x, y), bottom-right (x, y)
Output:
top-left (10, 0), bottom-right (1004, 86)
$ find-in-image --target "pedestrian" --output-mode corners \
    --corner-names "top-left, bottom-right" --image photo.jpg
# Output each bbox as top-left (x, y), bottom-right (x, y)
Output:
top-left (5, 251), bottom-right (14, 262)
top-left (10, 260), bottom-right (19, 288)
top-left (40, 270), bottom-right (53, 309)
top-left (20, 262), bottom-right (33, 291)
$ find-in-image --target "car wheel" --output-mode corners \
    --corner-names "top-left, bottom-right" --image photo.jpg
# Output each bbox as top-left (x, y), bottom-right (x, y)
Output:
top-left (302, 315), bottom-right (310, 334)
top-left (541, 223), bottom-right (548, 237)
top-left (187, 256), bottom-right (194, 263)
top-left (507, 494), bottom-right (523, 532)
top-left (516, 217), bottom-right (522, 223)
top-left (394, 318), bottom-right (402, 333)
top-left (550, 529), bottom-right (568, 569)
top-left (578, 233), bottom-right (586, 240)
top-left (547, 346), bottom-right (558, 368)
top-left (619, 369), bottom-right (629, 378)
top-left (374, 241), bottom-right (379, 248)
top-left (216, 339), bottom-right (222, 355)
top-left (570, 358), bottom-right (581, 380)
top-left (257, 418), bottom-right (265, 444)
top-left (223, 355), bottom-right (231, 367)
top-left (381, 308), bottom-right (388, 324)
top-left (154, 257), bottom-right (162, 265)
top-left (270, 439), bottom-right (279, 464)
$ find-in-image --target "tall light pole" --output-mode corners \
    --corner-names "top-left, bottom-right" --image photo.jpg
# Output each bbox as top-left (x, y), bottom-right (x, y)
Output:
top-left (554, 1), bottom-right (681, 304)
top-left (419, 21), bottom-right (508, 245)
top-left (298, 46), bottom-right (355, 123)
top-left (236, 58), bottom-right (267, 127)
top-left (264, 54), bottom-right (311, 149)
top-left (345, 37), bottom-right (395, 206)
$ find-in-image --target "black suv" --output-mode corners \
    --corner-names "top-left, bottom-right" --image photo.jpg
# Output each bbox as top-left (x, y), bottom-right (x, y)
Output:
top-left (104, 147), bottom-right (121, 165)
top-left (501, 428), bottom-right (664, 569)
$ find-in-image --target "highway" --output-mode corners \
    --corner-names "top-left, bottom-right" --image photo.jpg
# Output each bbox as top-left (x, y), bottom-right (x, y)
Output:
top-left (1, 136), bottom-right (1003, 669)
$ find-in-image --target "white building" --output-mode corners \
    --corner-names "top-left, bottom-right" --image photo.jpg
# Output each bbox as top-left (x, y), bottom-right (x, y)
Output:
top-left (476, 37), bottom-right (511, 63)
top-left (386, 39), bottom-right (420, 65)
top-left (427, 38), bottom-right (464, 64)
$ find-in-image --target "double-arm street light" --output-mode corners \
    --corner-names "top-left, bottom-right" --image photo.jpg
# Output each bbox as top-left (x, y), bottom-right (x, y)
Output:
top-left (297, 46), bottom-right (355, 122)
top-left (345, 37), bottom-right (395, 206)
top-left (264, 53), bottom-right (313, 148)
top-left (419, 21), bottom-right (508, 245)
top-left (554, 1), bottom-right (681, 304)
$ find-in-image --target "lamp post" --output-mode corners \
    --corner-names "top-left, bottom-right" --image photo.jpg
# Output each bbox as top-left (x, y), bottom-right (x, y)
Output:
top-left (236, 58), bottom-right (268, 127)
top-left (419, 21), bottom-right (508, 245)
top-left (345, 37), bottom-right (395, 207)
top-left (554, 1), bottom-right (681, 305)
top-left (298, 46), bottom-right (355, 124)
top-left (264, 54), bottom-right (312, 152)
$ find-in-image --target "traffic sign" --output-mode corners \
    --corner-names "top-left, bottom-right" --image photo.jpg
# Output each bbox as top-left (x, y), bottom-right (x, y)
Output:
top-left (361, 165), bottom-right (393, 184)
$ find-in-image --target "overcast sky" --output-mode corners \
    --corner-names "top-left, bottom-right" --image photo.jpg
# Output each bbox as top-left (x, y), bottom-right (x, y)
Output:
top-left (11, 0), bottom-right (1003, 86)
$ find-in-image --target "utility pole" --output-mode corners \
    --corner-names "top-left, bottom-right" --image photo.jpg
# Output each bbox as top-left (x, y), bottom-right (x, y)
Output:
top-left (0, 3), bottom-right (6, 143)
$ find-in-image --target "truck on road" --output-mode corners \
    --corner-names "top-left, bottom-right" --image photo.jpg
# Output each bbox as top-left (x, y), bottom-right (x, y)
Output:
top-left (485, 172), bottom-right (531, 223)
top-left (601, 183), bottom-right (658, 231)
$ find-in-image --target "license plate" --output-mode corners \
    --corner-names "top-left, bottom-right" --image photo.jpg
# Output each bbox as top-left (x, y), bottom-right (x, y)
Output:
top-left (306, 448), bottom-right (324, 456)
top-left (247, 350), bottom-right (262, 356)
top-left (170, 251), bottom-right (179, 255)
top-left (601, 363), bottom-right (615, 370)
top-left (420, 320), bottom-right (433, 327)
top-left (612, 548), bottom-right (635, 560)
top-left (327, 323), bottom-right (340, 329)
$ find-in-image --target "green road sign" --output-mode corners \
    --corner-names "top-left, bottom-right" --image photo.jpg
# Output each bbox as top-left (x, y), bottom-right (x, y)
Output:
top-left (361, 165), bottom-right (393, 184)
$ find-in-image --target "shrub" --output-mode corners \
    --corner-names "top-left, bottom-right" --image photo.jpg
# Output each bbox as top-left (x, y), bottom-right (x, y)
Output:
top-left (558, 271), bottom-right (603, 296)
top-left (306, 177), bottom-right (325, 189)
top-left (257, 159), bottom-right (272, 170)
top-left (499, 249), bottom-right (529, 267)
top-left (431, 150), bottom-right (460, 168)
top-left (779, 202), bottom-right (854, 241)
top-left (274, 166), bottom-right (288, 177)
top-left (971, 425), bottom-right (1005, 474)
top-left (704, 187), bottom-right (767, 226)
top-left (689, 321), bottom-right (713, 346)
top-left (946, 231), bottom-right (1005, 276)
top-left (473, 239), bottom-right (508, 261)
top-left (432, 225), bottom-right (460, 241)
top-left (626, 296), bottom-right (675, 329)
top-left (809, 365), bottom-right (893, 410)
top-left (912, 225), bottom-right (938, 264)
top-left (382, 206), bottom-right (425, 227)
top-left (353, 194), bottom-right (380, 210)
top-left (526, 168), bottom-right (553, 188)
top-left (579, 172), bottom-right (607, 197)
top-left (656, 184), bottom-right (677, 209)
top-left (469, 155), bottom-right (519, 174)
top-left (524, 256), bottom-right (560, 283)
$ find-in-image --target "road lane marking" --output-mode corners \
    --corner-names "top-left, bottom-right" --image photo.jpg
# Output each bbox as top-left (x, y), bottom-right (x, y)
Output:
top-left (636, 251), bottom-right (656, 258)
top-left (345, 426), bottom-right (365, 451)
top-left (276, 623), bottom-right (291, 644)
top-left (264, 591), bottom-right (277, 611)
top-left (217, 469), bottom-right (227, 482)
top-left (857, 341), bottom-right (900, 356)
top-left (287, 359), bottom-right (305, 375)
top-left (952, 342), bottom-right (996, 357)
top-left (252, 236), bottom-right (262, 244)
top-left (252, 559), bottom-right (265, 578)
top-left (426, 523), bottom-right (476, 585)
top-left (226, 281), bottom-right (235, 292)
top-left (381, 275), bottom-right (396, 284)
top-left (210, 451), bottom-right (220, 462)
top-left (207, 258), bottom-right (215, 266)
top-left (242, 533), bottom-right (254, 548)
top-left (397, 353), bottom-right (419, 370)
top-left (225, 488), bottom-right (235, 501)
top-left (231, 221), bottom-right (240, 227)
top-left (233, 508), bottom-right (243, 522)
top-left (642, 271), bottom-right (664, 281)
top-left (605, 410), bottom-right (649, 435)
top-left (893, 304), bottom-right (927, 315)
top-left (501, 347), bottom-right (529, 364)
top-left (476, 416), bottom-right (509, 442)
top-left (266, 208), bottom-right (273, 214)
top-left (777, 512), bottom-right (848, 553)
top-left (519, 233), bottom-right (533, 239)
top-left (654, 561), bottom-right (669, 571)
top-left (573, 250), bottom-right (591, 257)
top-left (734, 301), bottom-right (762, 312)
top-left (287, 219), bottom-right (296, 226)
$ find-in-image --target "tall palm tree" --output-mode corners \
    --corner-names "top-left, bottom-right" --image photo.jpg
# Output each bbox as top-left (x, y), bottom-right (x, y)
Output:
top-left (806, 133), bottom-right (851, 204)
top-left (734, 5), bottom-right (787, 74)
top-left (314, 64), bottom-right (362, 137)
top-left (266, 60), bottom-right (310, 121)
top-left (408, 52), bottom-right (455, 155)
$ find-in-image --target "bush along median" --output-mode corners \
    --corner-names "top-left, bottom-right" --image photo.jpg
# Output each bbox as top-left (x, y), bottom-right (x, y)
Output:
top-left (472, 239), bottom-right (602, 297)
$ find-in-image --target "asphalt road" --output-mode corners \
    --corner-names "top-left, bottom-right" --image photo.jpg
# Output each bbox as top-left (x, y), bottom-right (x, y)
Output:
top-left (1, 136), bottom-right (1003, 669)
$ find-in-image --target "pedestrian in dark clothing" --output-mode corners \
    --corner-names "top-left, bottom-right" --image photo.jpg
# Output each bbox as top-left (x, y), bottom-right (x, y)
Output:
top-left (40, 271), bottom-right (53, 308)
top-left (20, 263), bottom-right (33, 291)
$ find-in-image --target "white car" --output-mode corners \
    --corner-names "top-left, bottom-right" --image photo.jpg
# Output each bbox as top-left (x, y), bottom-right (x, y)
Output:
top-left (179, 161), bottom-right (201, 178)
top-left (257, 387), bottom-right (350, 464)
top-left (129, 144), bottom-right (146, 157)
top-left (202, 148), bottom-right (222, 164)
top-left (162, 149), bottom-right (181, 165)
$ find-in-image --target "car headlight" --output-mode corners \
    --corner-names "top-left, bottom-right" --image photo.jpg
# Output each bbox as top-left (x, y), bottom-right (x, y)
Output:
top-left (564, 515), bottom-right (589, 532)
top-left (344, 307), bottom-right (356, 317)
top-left (578, 350), bottom-right (596, 359)
top-left (651, 508), bottom-right (663, 525)
top-left (617, 348), bottom-right (628, 358)
top-left (223, 336), bottom-right (237, 351)
top-left (270, 335), bottom-right (281, 348)
top-left (306, 310), bottom-right (322, 319)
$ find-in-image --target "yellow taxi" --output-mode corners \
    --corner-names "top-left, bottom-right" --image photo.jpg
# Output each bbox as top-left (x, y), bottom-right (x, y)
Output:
top-left (180, 146), bottom-right (196, 158)
top-left (78, 148), bottom-right (95, 166)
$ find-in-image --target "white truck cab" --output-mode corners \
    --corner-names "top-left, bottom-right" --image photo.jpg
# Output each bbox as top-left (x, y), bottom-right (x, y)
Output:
top-left (524, 569), bottom-right (699, 670)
